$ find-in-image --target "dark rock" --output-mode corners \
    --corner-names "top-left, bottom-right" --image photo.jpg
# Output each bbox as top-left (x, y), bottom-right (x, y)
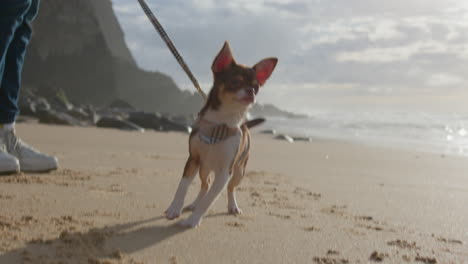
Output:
top-left (96, 116), bottom-right (144, 132)
top-left (35, 97), bottom-right (52, 112)
top-left (160, 116), bottom-right (191, 133)
top-left (274, 134), bottom-right (294, 143)
top-left (37, 87), bottom-right (75, 112)
top-left (83, 105), bottom-right (100, 124)
top-left (18, 97), bottom-right (37, 116)
top-left (260, 129), bottom-right (276, 135)
top-left (18, 91), bottom-right (51, 117)
top-left (128, 111), bottom-right (163, 131)
top-left (67, 107), bottom-right (89, 121)
top-left (108, 99), bottom-right (135, 110)
top-left (36, 109), bottom-right (82, 126)
top-left (165, 114), bottom-right (194, 127)
top-left (50, 97), bottom-right (74, 112)
top-left (96, 108), bottom-right (127, 120)
top-left (293, 136), bottom-right (312, 142)
top-left (128, 111), bottom-right (190, 133)
top-left (15, 116), bottom-right (36, 123)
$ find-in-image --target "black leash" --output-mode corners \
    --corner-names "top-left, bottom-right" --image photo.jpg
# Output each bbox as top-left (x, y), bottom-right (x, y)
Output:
top-left (137, 0), bottom-right (207, 100)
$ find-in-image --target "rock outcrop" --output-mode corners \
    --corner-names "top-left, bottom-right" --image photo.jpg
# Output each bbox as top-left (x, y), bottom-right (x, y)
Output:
top-left (22, 0), bottom-right (203, 115)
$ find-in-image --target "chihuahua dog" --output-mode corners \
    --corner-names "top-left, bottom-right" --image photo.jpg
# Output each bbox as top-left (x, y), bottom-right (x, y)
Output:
top-left (165, 41), bottom-right (277, 228)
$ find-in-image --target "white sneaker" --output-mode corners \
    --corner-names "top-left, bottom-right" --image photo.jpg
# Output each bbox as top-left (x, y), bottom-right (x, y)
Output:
top-left (0, 147), bottom-right (20, 174)
top-left (0, 128), bottom-right (58, 172)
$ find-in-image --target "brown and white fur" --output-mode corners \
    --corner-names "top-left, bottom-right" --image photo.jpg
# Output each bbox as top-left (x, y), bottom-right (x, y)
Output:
top-left (165, 41), bottom-right (277, 228)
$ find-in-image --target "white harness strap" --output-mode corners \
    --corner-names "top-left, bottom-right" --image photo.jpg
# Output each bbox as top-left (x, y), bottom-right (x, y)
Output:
top-left (195, 119), bottom-right (240, 145)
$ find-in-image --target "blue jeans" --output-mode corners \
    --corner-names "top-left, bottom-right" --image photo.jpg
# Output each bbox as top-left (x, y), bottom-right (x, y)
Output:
top-left (0, 0), bottom-right (39, 124)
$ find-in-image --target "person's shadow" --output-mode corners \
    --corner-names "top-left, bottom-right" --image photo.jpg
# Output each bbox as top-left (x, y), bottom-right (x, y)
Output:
top-left (0, 215), bottom-right (188, 263)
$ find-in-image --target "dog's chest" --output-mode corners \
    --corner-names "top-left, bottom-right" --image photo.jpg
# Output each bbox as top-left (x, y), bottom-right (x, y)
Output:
top-left (190, 120), bottom-right (249, 173)
top-left (197, 122), bottom-right (239, 145)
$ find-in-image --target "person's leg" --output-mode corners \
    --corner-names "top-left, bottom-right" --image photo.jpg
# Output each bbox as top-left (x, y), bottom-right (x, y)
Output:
top-left (0, 0), bottom-right (33, 124)
top-left (0, 0), bottom-right (57, 173)
top-left (0, 0), bottom-right (33, 174)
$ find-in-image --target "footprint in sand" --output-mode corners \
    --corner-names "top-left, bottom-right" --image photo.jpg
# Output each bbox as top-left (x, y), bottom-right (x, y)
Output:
top-left (105, 168), bottom-right (142, 177)
top-left (293, 187), bottom-right (322, 200)
top-left (0, 194), bottom-right (14, 200)
top-left (414, 254), bottom-right (437, 264)
top-left (435, 236), bottom-right (463, 245)
top-left (304, 226), bottom-right (321, 232)
top-left (369, 251), bottom-right (389, 262)
top-left (355, 223), bottom-right (384, 232)
top-left (225, 221), bottom-right (245, 228)
top-left (170, 256), bottom-right (179, 264)
top-left (354, 216), bottom-right (395, 233)
top-left (355, 215), bottom-right (373, 221)
top-left (313, 256), bottom-right (349, 264)
top-left (268, 212), bottom-right (292, 220)
top-left (321, 205), bottom-right (347, 217)
top-left (347, 228), bottom-right (366, 236)
top-left (80, 210), bottom-right (121, 219)
top-left (51, 215), bottom-right (94, 228)
top-left (327, 250), bottom-right (340, 255)
top-left (387, 239), bottom-right (420, 250)
top-left (0, 174), bottom-right (45, 185)
top-left (245, 170), bottom-right (284, 184)
top-left (250, 191), bottom-right (261, 198)
top-left (89, 184), bottom-right (125, 194)
top-left (0, 170), bottom-right (90, 187)
top-left (263, 180), bottom-right (280, 186)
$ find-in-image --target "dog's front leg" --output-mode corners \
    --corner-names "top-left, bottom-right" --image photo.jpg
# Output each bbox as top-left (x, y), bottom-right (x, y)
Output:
top-left (165, 157), bottom-right (199, 220)
top-left (185, 164), bottom-right (211, 211)
top-left (179, 168), bottom-right (231, 228)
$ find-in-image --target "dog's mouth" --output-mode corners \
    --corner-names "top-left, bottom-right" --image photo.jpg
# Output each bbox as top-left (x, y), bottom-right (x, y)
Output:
top-left (237, 88), bottom-right (256, 105)
top-left (239, 94), bottom-right (255, 104)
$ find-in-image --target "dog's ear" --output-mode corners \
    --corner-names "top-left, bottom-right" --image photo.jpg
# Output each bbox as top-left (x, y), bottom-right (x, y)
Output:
top-left (253, 58), bottom-right (278, 86)
top-left (212, 41), bottom-right (235, 73)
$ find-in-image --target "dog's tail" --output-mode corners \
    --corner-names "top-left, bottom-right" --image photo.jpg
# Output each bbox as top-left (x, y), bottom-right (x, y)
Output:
top-left (244, 118), bottom-right (266, 129)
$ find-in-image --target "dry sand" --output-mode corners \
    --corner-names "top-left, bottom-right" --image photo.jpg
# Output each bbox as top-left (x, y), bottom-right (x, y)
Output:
top-left (1, 123), bottom-right (468, 263)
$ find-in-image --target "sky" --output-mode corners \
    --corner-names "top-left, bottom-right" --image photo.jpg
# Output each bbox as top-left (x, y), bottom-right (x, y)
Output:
top-left (111, 0), bottom-right (468, 114)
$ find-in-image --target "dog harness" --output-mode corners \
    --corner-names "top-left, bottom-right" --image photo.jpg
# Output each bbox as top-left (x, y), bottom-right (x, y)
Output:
top-left (195, 118), bottom-right (240, 144)
top-left (194, 118), bottom-right (250, 173)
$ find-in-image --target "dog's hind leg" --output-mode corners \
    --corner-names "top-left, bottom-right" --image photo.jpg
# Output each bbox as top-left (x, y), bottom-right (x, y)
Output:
top-left (179, 168), bottom-right (231, 228)
top-left (165, 156), bottom-right (199, 220)
top-left (227, 157), bottom-right (248, 215)
top-left (184, 163), bottom-right (211, 211)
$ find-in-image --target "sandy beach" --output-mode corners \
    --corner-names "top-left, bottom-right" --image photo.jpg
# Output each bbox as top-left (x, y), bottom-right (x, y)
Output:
top-left (1, 123), bottom-right (467, 263)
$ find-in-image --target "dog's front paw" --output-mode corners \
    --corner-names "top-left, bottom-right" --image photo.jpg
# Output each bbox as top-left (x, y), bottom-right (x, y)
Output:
top-left (228, 205), bottom-right (243, 215)
top-left (178, 216), bottom-right (201, 228)
top-left (165, 204), bottom-right (183, 220)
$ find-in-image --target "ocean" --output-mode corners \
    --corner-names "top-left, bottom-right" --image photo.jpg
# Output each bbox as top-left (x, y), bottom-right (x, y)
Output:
top-left (259, 110), bottom-right (468, 157)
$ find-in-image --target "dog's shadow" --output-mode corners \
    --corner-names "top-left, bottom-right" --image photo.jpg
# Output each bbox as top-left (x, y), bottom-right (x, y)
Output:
top-left (0, 216), bottom-right (187, 263)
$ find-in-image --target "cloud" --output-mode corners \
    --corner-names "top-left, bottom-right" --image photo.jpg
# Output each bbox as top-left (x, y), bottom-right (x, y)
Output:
top-left (427, 73), bottom-right (464, 87)
top-left (335, 41), bottom-right (447, 63)
top-left (111, 0), bottom-right (468, 112)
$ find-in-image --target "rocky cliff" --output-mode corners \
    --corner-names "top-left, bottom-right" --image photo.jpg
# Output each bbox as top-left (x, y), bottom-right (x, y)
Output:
top-left (22, 0), bottom-right (203, 115)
